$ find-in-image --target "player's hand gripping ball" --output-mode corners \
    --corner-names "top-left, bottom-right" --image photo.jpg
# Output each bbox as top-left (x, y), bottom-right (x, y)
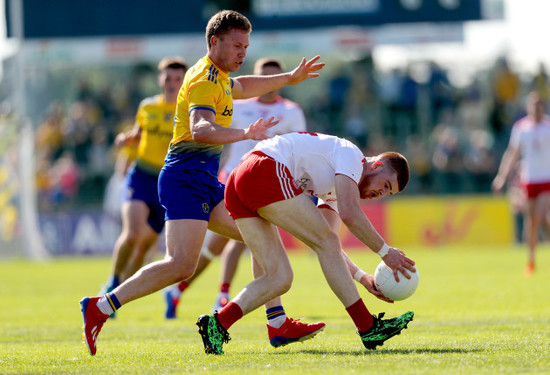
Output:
top-left (374, 261), bottom-right (419, 301)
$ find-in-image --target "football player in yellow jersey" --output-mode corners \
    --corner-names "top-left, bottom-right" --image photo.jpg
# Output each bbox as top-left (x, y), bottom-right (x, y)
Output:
top-left (97, 57), bottom-right (187, 307)
top-left (80, 10), bottom-right (324, 356)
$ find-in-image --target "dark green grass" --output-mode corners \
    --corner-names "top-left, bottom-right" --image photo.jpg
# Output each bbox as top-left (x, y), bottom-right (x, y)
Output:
top-left (1, 244), bottom-right (549, 374)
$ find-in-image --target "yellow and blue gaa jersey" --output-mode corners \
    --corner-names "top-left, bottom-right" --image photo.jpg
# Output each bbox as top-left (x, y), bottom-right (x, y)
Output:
top-left (164, 56), bottom-right (234, 176)
top-left (134, 94), bottom-right (175, 175)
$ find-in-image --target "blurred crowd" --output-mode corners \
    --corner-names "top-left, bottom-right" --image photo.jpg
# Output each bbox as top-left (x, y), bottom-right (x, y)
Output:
top-left (33, 78), bottom-right (141, 211)
top-left (31, 55), bottom-right (547, 212)
top-left (308, 55), bottom-right (544, 196)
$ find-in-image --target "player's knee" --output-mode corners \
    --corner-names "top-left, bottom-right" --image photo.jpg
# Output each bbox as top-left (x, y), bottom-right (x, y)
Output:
top-left (122, 230), bottom-right (140, 247)
top-left (278, 275), bottom-right (293, 294)
top-left (310, 231), bottom-right (340, 254)
top-left (166, 257), bottom-right (196, 281)
top-left (270, 268), bottom-right (293, 295)
top-left (206, 244), bottom-right (224, 257)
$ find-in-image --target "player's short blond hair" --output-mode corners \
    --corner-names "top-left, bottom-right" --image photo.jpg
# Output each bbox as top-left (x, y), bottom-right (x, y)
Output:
top-left (206, 10), bottom-right (252, 49)
top-left (157, 56), bottom-right (188, 72)
top-left (253, 58), bottom-right (285, 75)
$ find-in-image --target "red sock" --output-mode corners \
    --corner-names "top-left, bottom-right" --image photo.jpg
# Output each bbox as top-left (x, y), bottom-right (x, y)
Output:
top-left (216, 302), bottom-right (243, 330)
top-left (177, 281), bottom-right (189, 292)
top-left (220, 283), bottom-right (230, 294)
top-left (345, 298), bottom-right (374, 333)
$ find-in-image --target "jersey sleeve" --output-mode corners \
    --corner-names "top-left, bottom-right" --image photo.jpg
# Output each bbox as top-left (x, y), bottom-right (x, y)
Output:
top-left (333, 142), bottom-right (364, 184)
top-left (509, 123), bottom-right (521, 148)
top-left (188, 79), bottom-right (219, 114)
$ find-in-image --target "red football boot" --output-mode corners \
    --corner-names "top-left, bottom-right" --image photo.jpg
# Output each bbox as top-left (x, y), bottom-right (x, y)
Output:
top-left (80, 296), bottom-right (109, 355)
top-left (267, 317), bottom-right (326, 348)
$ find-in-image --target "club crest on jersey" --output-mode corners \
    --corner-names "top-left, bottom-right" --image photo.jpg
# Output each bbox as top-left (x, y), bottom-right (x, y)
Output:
top-left (202, 203), bottom-right (210, 214)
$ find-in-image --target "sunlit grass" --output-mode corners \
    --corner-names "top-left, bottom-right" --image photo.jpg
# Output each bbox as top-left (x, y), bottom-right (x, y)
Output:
top-left (1, 244), bottom-right (549, 374)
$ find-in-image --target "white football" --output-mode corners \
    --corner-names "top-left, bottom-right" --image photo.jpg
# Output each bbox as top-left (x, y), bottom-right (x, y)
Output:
top-left (374, 261), bottom-right (419, 301)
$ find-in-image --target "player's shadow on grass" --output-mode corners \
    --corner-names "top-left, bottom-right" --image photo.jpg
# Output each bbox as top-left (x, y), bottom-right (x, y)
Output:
top-left (271, 348), bottom-right (480, 356)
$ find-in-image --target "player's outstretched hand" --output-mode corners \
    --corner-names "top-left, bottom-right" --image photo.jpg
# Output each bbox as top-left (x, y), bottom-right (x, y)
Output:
top-left (287, 56), bottom-right (325, 85)
top-left (244, 116), bottom-right (279, 141)
top-left (359, 274), bottom-right (394, 303)
top-left (383, 247), bottom-right (416, 282)
top-left (491, 176), bottom-right (505, 193)
top-left (114, 132), bottom-right (128, 147)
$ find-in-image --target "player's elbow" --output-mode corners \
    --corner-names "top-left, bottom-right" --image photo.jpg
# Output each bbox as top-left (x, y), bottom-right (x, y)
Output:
top-left (338, 208), bottom-right (359, 228)
top-left (190, 124), bottom-right (209, 143)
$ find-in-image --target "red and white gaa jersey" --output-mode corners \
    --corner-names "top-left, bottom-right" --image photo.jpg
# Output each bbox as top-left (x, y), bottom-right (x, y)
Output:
top-left (510, 115), bottom-right (550, 183)
top-left (223, 96), bottom-right (307, 173)
top-left (254, 132), bottom-right (365, 212)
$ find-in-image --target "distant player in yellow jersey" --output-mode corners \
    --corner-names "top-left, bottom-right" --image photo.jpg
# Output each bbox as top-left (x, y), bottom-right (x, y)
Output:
top-left (80, 10), bottom-right (324, 356)
top-left (98, 57), bottom-right (187, 302)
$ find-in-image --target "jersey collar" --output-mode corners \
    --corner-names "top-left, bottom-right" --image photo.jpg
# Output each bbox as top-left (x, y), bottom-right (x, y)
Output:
top-left (203, 56), bottom-right (229, 81)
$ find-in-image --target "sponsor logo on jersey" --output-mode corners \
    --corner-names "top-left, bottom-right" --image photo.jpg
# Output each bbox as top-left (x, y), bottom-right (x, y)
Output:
top-left (222, 106), bottom-right (233, 116)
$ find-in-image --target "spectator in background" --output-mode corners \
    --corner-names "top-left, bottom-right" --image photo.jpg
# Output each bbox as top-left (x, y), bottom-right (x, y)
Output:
top-left (404, 135), bottom-right (432, 194)
top-left (464, 129), bottom-right (498, 193)
top-left (35, 102), bottom-right (65, 161)
top-left (532, 62), bottom-right (549, 102)
top-left (379, 68), bottom-right (403, 138)
top-left (327, 67), bottom-right (351, 132)
top-left (48, 151), bottom-right (79, 207)
top-left (432, 125), bottom-right (464, 194)
top-left (344, 102), bottom-right (369, 149)
top-left (492, 91), bottom-right (550, 276)
top-left (491, 58), bottom-right (521, 152)
top-left (61, 101), bottom-right (95, 166)
top-left (427, 62), bottom-right (453, 127)
top-left (87, 127), bottom-right (112, 197)
top-left (397, 66), bottom-right (418, 138)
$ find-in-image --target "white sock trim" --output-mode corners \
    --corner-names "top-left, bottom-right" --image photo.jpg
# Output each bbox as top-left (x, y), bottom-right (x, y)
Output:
top-left (97, 296), bottom-right (115, 316)
top-left (267, 314), bottom-right (287, 329)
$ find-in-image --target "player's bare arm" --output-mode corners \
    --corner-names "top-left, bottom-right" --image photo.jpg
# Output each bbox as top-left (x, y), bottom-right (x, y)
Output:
top-left (190, 109), bottom-right (278, 144)
top-left (334, 174), bottom-right (416, 281)
top-left (114, 125), bottom-right (141, 148)
top-left (320, 202), bottom-right (392, 302)
top-left (232, 56), bottom-right (325, 99)
top-left (492, 144), bottom-right (521, 193)
top-left (338, 248), bottom-right (394, 303)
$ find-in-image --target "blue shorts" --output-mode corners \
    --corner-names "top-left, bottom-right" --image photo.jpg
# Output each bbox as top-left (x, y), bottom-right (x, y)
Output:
top-left (125, 166), bottom-right (165, 233)
top-left (158, 168), bottom-right (225, 221)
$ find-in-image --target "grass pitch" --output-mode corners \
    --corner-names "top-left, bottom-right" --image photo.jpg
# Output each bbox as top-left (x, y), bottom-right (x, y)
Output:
top-left (1, 244), bottom-right (549, 374)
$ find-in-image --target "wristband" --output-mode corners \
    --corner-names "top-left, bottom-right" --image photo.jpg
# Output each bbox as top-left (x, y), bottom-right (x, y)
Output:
top-left (353, 269), bottom-right (367, 282)
top-left (377, 243), bottom-right (390, 258)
